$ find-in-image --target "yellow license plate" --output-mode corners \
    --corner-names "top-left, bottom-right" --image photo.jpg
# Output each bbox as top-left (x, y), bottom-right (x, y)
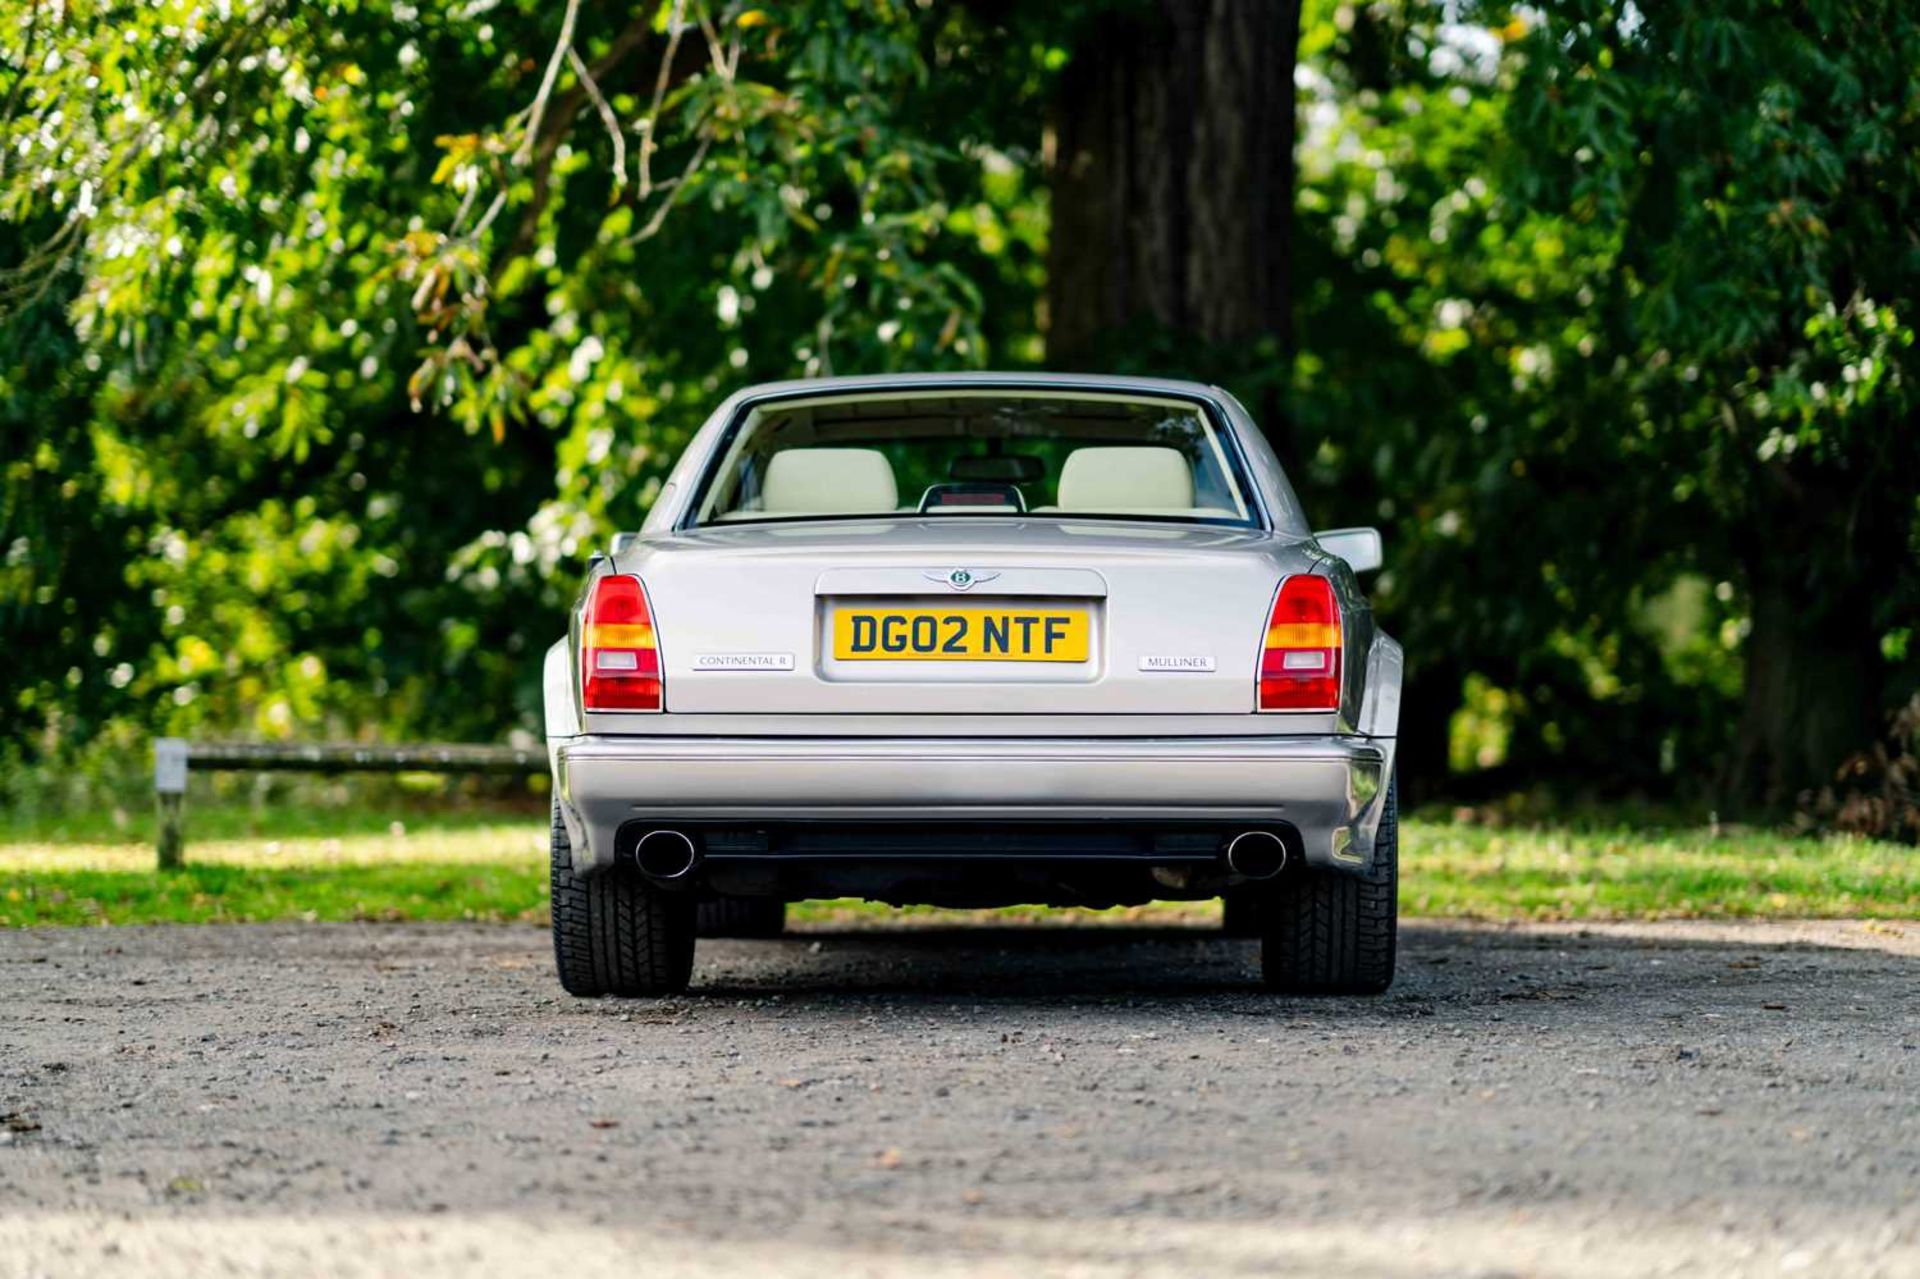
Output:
top-left (832, 607), bottom-right (1090, 662)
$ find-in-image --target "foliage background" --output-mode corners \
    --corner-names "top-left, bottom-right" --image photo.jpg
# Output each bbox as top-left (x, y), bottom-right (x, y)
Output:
top-left (2, 0), bottom-right (1915, 823)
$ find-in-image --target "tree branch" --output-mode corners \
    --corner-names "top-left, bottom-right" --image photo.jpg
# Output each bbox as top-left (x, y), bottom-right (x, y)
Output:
top-left (0, 1), bottom-right (285, 315)
top-left (512, 0), bottom-right (582, 167)
top-left (0, 0), bottom-right (45, 171)
top-left (624, 133), bottom-right (710, 245)
top-left (498, 6), bottom-right (664, 259)
top-left (637, 0), bottom-right (688, 199)
top-left (566, 45), bottom-right (627, 195)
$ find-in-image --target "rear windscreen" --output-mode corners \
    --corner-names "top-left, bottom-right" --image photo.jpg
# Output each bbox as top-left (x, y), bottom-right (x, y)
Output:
top-left (689, 392), bottom-right (1255, 528)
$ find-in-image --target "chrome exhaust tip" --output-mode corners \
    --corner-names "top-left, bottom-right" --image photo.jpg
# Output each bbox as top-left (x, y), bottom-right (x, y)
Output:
top-left (633, 829), bottom-right (701, 881)
top-left (1224, 830), bottom-right (1288, 880)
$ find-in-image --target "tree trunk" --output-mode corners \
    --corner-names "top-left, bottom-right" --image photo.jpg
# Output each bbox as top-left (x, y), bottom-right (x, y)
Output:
top-left (1724, 475), bottom-right (1889, 812)
top-left (1045, 0), bottom-right (1300, 373)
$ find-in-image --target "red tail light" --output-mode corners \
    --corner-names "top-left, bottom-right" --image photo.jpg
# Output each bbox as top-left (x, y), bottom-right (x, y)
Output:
top-left (582, 574), bottom-right (662, 712)
top-left (1259, 576), bottom-right (1341, 712)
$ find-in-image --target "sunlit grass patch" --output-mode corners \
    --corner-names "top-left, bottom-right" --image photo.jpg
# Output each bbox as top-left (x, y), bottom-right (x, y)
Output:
top-left (0, 863), bottom-right (548, 928)
top-left (0, 818), bottom-right (547, 927)
top-left (1402, 822), bottom-right (1917, 920)
top-left (0, 821), bottom-right (546, 875)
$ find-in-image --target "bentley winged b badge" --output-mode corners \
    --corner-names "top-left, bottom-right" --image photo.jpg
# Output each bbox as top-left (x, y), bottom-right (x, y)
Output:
top-left (925, 568), bottom-right (1001, 592)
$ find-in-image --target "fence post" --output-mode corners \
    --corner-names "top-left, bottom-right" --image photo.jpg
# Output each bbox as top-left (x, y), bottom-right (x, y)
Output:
top-left (154, 738), bottom-right (189, 871)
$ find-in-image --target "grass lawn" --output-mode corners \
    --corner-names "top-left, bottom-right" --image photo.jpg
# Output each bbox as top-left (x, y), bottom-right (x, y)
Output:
top-left (1, 803), bottom-right (1912, 928)
top-left (0, 816), bottom-right (551, 928)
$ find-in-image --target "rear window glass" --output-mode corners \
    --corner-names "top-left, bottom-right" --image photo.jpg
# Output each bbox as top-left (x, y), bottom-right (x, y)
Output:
top-left (688, 392), bottom-right (1255, 528)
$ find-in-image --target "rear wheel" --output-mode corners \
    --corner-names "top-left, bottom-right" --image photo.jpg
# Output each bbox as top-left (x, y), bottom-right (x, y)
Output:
top-left (697, 896), bottom-right (788, 938)
top-left (549, 801), bottom-right (696, 997)
top-left (1259, 777), bottom-right (1398, 994)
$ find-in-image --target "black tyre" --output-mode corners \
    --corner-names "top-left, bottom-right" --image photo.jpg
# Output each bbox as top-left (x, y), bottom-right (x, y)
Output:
top-left (1220, 889), bottom-right (1265, 938)
top-left (697, 896), bottom-right (788, 938)
top-left (1259, 776), bottom-right (1398, 994)
top-left (549, 801), bottom-right (696, 997)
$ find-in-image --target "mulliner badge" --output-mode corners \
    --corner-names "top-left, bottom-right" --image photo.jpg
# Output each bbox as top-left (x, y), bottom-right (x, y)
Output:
top-left (1139, 655), bottom-right (1216, 672)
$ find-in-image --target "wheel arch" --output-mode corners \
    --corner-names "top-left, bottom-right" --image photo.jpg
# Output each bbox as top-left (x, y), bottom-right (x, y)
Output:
top-left (1358, 632), bottom-right (1403, 740)
top-left (543, 636), bottom-right (580, 743)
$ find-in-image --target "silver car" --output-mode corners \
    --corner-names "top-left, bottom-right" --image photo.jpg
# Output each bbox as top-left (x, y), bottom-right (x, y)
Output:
top-left (544, 373), bottom-right (1401, 995)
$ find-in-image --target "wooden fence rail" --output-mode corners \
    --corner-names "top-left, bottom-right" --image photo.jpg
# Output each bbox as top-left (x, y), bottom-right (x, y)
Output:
top-left (152, 738), bottom-right (547, 870)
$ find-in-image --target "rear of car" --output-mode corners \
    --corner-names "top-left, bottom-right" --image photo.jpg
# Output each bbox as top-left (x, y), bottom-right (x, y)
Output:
top-left (544, 374), bottom-right (1401, 996)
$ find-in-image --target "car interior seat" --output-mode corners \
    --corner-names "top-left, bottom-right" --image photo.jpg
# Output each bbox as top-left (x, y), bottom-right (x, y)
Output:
top-left (1050, 446), bottom-right (1202, 514)
top-left (757, 448), bottom-right (900, 515)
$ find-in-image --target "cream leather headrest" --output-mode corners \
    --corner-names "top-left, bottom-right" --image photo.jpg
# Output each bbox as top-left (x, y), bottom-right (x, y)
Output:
top-left (761, 448), bottom-right (899, 514)
top-left (1056, 446), bottom-right (1194, 511)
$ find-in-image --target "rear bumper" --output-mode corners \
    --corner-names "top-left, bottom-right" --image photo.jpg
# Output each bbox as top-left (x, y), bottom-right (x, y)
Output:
top-left (553, 733), bottom-right (1395, 879)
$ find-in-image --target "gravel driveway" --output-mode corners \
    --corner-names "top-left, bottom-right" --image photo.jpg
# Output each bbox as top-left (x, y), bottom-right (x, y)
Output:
top-left (1, 917), bottom-right (1915, 1278)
